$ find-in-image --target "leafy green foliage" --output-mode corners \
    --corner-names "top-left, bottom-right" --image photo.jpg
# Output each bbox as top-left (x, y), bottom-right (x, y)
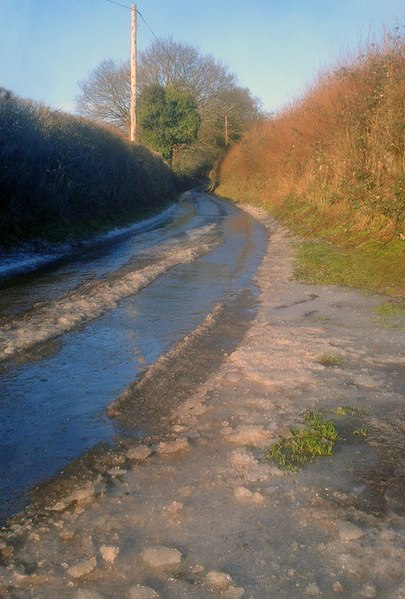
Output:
top-left (138, 84), bottom-right (200, 165)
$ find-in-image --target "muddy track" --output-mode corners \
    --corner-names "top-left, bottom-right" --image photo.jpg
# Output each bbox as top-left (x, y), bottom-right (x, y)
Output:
top-left (1, 208), bottom-right (404, 599)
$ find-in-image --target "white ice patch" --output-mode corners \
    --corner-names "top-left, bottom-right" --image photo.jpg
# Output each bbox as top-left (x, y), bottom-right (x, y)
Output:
top-left (0, 204), bottom-right (176, 280)
top-left (0, 224), bottom-right (218, 361)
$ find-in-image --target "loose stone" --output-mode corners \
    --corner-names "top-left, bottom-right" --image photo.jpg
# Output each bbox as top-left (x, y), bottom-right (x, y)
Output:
top-left (140, 546), bottom-right (182, 570)
top-left (338, 521), bottom-right (365, 541)
top-left (126, 445), bottom-right (152, 461)
top-left (234, 486), bottom-right (265, 504)
top-left (128, 585), bottom-right (160, 599)
top-left (206, 570), bottom-right (233, 591)
top-left (156, 438), bottom-right (190, 455)
top-left (225, 587), bottom-right (245, 599)
top-left (99, 545), bottom-right (119, 563)
top-left (305, 581), bottom-right (321, 596)
top-left (74, 590), bottom-right (106, 599)
top-left (68, 557), bottom-right (97, 579)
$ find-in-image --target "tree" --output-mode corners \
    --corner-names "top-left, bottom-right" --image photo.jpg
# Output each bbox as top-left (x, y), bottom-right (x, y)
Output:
top-left (76, 38), bottom-right (263, 175)
top-left (138, 84), bottom-right (200, 165)
top-left (76, 59), bottom-right (130, 133)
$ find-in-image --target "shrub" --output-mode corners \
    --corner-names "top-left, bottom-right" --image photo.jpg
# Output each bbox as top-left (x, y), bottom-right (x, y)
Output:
top-left (0, 93), bottom-right (176, 242)
top-left (218, 27), bottom-right (405, 240)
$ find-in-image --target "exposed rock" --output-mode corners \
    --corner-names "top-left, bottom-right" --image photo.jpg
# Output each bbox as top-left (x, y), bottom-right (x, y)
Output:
top-left (99, 545), bottom-right (119, 563)
top-left (68, 557), bottom-right (97, 579)
top-left (206, 570), bottom-right (233, 591)
top-left (141, 546), bottom-right (182, 570)
top-left (126, 445), bottom-right (152, 461)
top-left (128, 585), bottom-right (160, 599)
top-left (156, 438), bottom-right (190, 455)
top-left (338, 521), bottom-right (365, 541)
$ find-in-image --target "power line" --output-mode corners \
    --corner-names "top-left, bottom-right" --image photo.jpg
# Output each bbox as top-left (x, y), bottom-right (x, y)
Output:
top-left (137, 10), bottom-right (160, 42)
top-left (104, 1), bottom-right (161, 42)
top-left (105, 0), bottom-right (131, 10)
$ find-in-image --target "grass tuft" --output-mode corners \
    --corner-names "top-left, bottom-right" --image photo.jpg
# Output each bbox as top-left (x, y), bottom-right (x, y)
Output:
top-left (263, 410), bottom-right (338, 473)
top-left (331, 405), bottom-right (368, 417)
top-left (316, 354), bottom-right (344, 367)
top-left (353, 428), bottom-right (369, 437)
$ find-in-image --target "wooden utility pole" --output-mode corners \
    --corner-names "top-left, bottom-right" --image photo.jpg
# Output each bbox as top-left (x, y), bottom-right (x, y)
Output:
top-left (225, 113), bottom-right (229, 146)
top-left (130, 4), bottom-right (137, 142)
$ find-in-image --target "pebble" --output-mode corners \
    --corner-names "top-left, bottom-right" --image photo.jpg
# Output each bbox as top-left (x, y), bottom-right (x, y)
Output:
top-left (126, 445), bottom-right (152, 461)
top-left (165, 501), bottom-right (183, 517)
top-left (141, 546), bottom-right (182, 570)
top-left (305, 582), bottom-right (321, 596)
top-left (192, 564), bottom-right (205, 574)
top-left (225, 587), bottom-right (245, 599)
top-left (68, 557), bottom-right (97, 579)
top-left (99, 545), bottom-right (119, 563)
top-left (51, 477), bottom-right (105, 512)
top-left (156, 438), bottom-right (190, 455)
top-left (74, 590), bottom-right (106, 599)
top-left (128, 585), bottom-right (160, 599)
top-left (338, 521), bottom-right (365, 541)
top-left (206, 570), bottom-right (233, 591)
top-left (360, 583), bottom-right (377, 597)
top-left (333, 581), bottom-right (344, 593)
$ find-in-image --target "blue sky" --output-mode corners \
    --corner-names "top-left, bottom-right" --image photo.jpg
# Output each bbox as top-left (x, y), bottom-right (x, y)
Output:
top-left (0, 0), bottom-right (403, 113)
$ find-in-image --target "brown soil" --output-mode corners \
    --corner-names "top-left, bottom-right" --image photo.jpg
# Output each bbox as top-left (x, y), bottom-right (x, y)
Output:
top-left (1, 209), bottom-right (404, 599)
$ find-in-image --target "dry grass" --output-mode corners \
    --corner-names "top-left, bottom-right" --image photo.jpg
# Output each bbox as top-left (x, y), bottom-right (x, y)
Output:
top-left (218, 28), bottom-right (405, 241)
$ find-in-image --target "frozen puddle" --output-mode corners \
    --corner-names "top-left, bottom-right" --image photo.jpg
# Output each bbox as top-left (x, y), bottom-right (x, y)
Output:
top-left (0, 224), bottom-right (218, 360)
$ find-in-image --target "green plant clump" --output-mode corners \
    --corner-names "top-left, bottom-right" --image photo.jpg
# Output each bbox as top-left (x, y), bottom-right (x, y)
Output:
top-left (263, 410), bottom-right (338, 473)
top-left (353, 428), bottom-right (369, 437)
top-left (316, 354), bottom-right (344, 367)
top-left (332, 405), bottom-right (368, 417)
